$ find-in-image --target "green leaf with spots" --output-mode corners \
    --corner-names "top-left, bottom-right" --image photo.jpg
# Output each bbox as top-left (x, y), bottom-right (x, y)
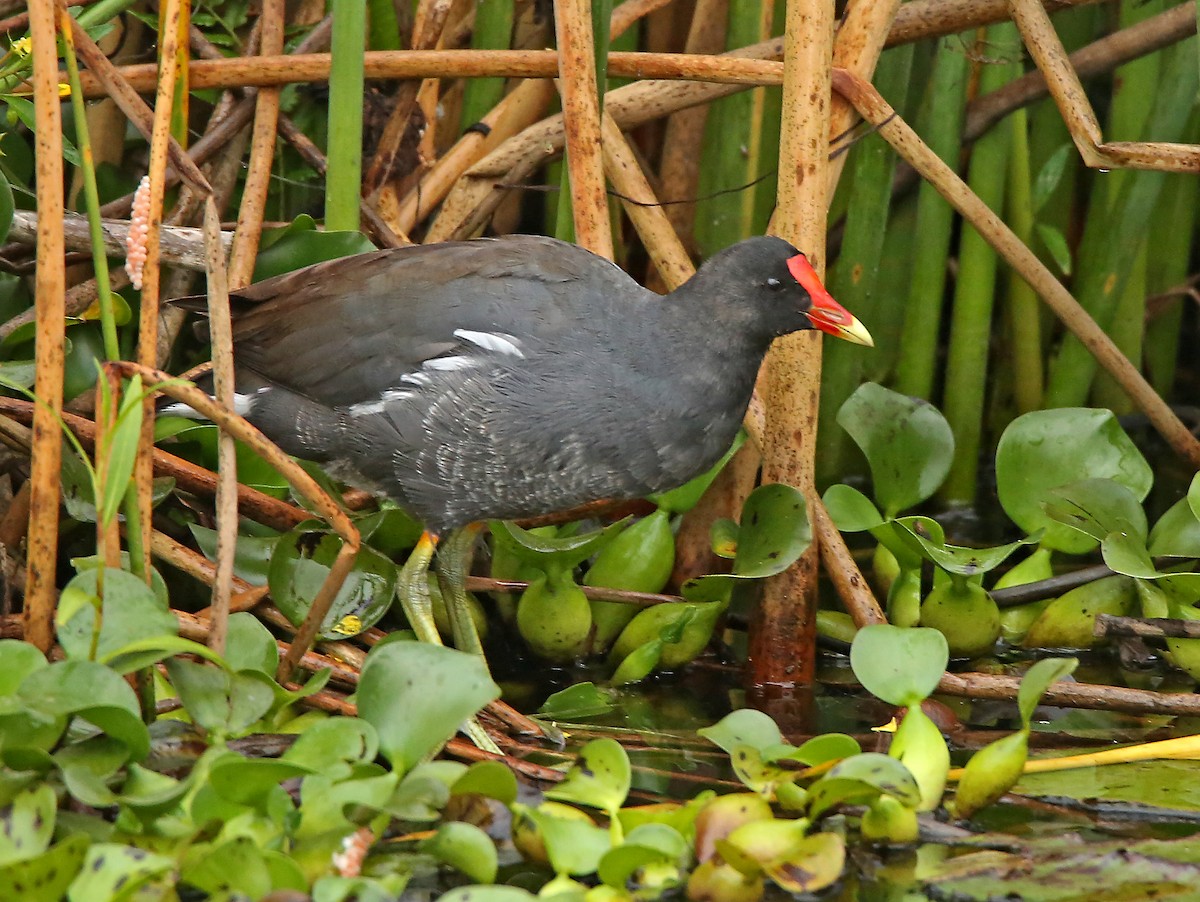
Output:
top-left (850, 624), bottom-right (947, 707)
top-left (545, 738), bottom-right (631, 814)
top-left (837, 383), bottom-right (955, 517)
top-left (0, 834), bottom-right (88, 902)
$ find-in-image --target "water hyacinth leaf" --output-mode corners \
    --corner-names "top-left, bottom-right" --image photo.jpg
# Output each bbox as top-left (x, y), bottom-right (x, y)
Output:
top-left (1022, 575), bottom-right (1137, 649)
top-left (180, 837), bottom-right (286, 898)
top-left (732, 483), bottom-right (811, 577)
top-left (269, 529), bottom-right (397, 639)
top-left (1188, 472), bottom-right (1200, 523)
top-left (423, 822), bottom-right (498, 884)
top-left (728, 745), bottom-right (795, 795)
top-left (771, 733), bottom-right (861, 767)
top-left (0, 785), bottom-right (55, 865)
top-left (190, 525), bottom-right (277, 586)
top-left (822, 484), bottom-right (886, 532)
top-left (767, 831), bottom-right (846, 895)
top-left (837, 383), bottom-right (955, 517)
top-left (539, 682), bottom-right (614, 719)
top-left (57, 568), bottom-right (177, 665)
top-left (0, 361), bottom-right (35, 390)
top-left (597, 824), bottom-right (687, 888)
top-left (528, 807), bottom-right (612, 876)
top-left (358, 642), bottom-right (498, 774)
top-left (19, 661), bottom-right (149, 761)
top-left (724, 816), bottom-right (809, 868)
top-left (699, 708), bottom-right (784, 755)
top-left (1043, 479), bottom-right (1148, 545)
top-left (610, 638), bottom-right (664, 685)
top-left (996, 409), bottom-right (1152, 554)
top-left (825, 753), bottom-right (921, 807)
top-left (209, 756), bottom-right (315, 810)
top-left (1102, 530), bottom-right (1161, 579)
top-left (851, 624), bottom-right (948, 707)
top-left (545, 738), bottom-right (631, 814)
top-left (1017, 656), bottom-right (1078, 725)
top-left (490, 518), bottom-right (625, 569)
top-left (0, 641), bottom-right (46, 695)
top-left (1149, 498), bottom-right (1200, 558)
top-left (283, 717), bottom-right (377, 776)
top-left (355, 504), bottom-right (423, 557)
top-left (102, 635), bottom-right (226, 675)
top-left (68, 843), bottom-right (174, 901)
top-left (953, 730), bottom-right (1030, 819)
top-left (224, 612), bottom-right (279, 675)
top-left (652, 431), bottom-right (745, 514)
top-left (890, 705), bottom-right (950, 812)
top-left (451, 760), bottom-right (519, 805)
top-left (893, 517), bottom-right (1037, 576)
top-left (693, 794), bottom-right (774, 864)
top-left (0, 835), bottom-right (87, 901)
top-left (251, 215), bottom-right (377, 281)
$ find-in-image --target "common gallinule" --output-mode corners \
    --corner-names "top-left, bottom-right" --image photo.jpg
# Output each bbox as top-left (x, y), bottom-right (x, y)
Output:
top-left (173, 235), bottom-right (871, 664)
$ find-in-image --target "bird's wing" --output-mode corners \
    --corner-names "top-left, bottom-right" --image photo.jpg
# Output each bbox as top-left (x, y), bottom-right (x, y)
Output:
top-left (211, 236), bottom-right (642, 405)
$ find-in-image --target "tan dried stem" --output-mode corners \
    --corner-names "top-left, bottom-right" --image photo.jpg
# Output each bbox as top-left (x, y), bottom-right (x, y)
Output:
top-left (825, 0), bottom-right (901, 197)
top-left (106, 362), bottom-right (362, 684)
top-left (0, 397), bottom-right (308, 531)
top-left (655, 0), bottom-right (728, 250)
top-left (831, 68), bottom-right (1200, 469)
top-left (228, 0), bottom-right (285, 288)
top-left (554, 0), bottom-right (613, 259)
top-left (76, 48), bottom-right (785, 96)
top-left (394, 78), bottom-right (555, 236)
top-left (812, 499), bottom-right (886, 626)
top-left (599, 113), bottom-right (693, 290)
top-left (25, 0), bottom-right (68, 651)
top-left (134, 0), bottom-right (185, 586)
top-left (426, 38), bottom-right (787, 242)
top-left (1010, 0), bottom-right (1200, 172)
top-left (751, 0), bottom-right (835, 689)
top-left (883, 0), bottom-right (1107, 47)
top-left (965, 1), bottom-right (1196, 143)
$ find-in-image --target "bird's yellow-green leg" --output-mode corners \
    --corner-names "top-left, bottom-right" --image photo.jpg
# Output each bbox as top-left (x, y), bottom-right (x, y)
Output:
top-left (397, 529), bottom-right (500, 754)
top-left (435, 523), bottom-right (488, 662)
top-left (396, 531), bottom-right (442, 646)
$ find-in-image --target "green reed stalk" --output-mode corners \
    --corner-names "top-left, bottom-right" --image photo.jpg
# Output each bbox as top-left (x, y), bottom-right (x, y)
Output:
top-left (1143, 145), bottom-right (1198, 397)
top-left (325, 0), bottom-right (366, 232)
top-left (940, 23), bottom-right (1020, 506)
top-left (367, 0), bottom-right (401, 50)
top-left (695, 0), bottom-right (773, 255)
top-left (1044, 39), bottom-right (1198, 408)
top-left (1004, 106), bottom-right (1042, 414)
top-left (893, 35), bottom-right (969, 401)
top-left (460, 0), bottom-right (515, 129)
top-left (817, 46), bottom-right (913, 485)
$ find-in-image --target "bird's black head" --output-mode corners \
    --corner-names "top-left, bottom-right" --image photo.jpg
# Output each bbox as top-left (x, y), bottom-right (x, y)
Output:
top-left (690, 236), bottom-right (874, 347)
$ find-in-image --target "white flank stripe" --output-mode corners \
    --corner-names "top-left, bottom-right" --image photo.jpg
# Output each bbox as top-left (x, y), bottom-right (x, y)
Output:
top-left (424, 355), bottom-right (475, 372)
top-left (453, 328), bottom-right (525, 358)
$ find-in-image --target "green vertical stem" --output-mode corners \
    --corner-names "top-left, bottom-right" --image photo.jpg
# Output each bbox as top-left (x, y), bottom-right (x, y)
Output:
top-left (61, 28), bottom-right (119, 363)
top-left (817, 45), bottom-right (913, 485)
top-left (1044, 38), bottom-right (1196, 408)
top-left (695, 0), bottom-right (770, 255)
top-left (894, 35), bottom-right (969, 400)
top-left (1144, 139), bottom-right (1198, 397)
top-left (1091, 0), bottom-right (1162, 413)
top-left (1004, 106), bottom-right (1042, 414)
top-left (939, 24), bottom-right (1020, 505)
top-left (325, 0), bottom-right (366, 231)
top-left (460, 0), bottom-right (515, 129)
top-left (367, 0), bottom-right (402, 50)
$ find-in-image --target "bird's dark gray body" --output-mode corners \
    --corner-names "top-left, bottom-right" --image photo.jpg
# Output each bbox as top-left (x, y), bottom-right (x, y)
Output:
top-left (204, 235), bottom-right (820, 532)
